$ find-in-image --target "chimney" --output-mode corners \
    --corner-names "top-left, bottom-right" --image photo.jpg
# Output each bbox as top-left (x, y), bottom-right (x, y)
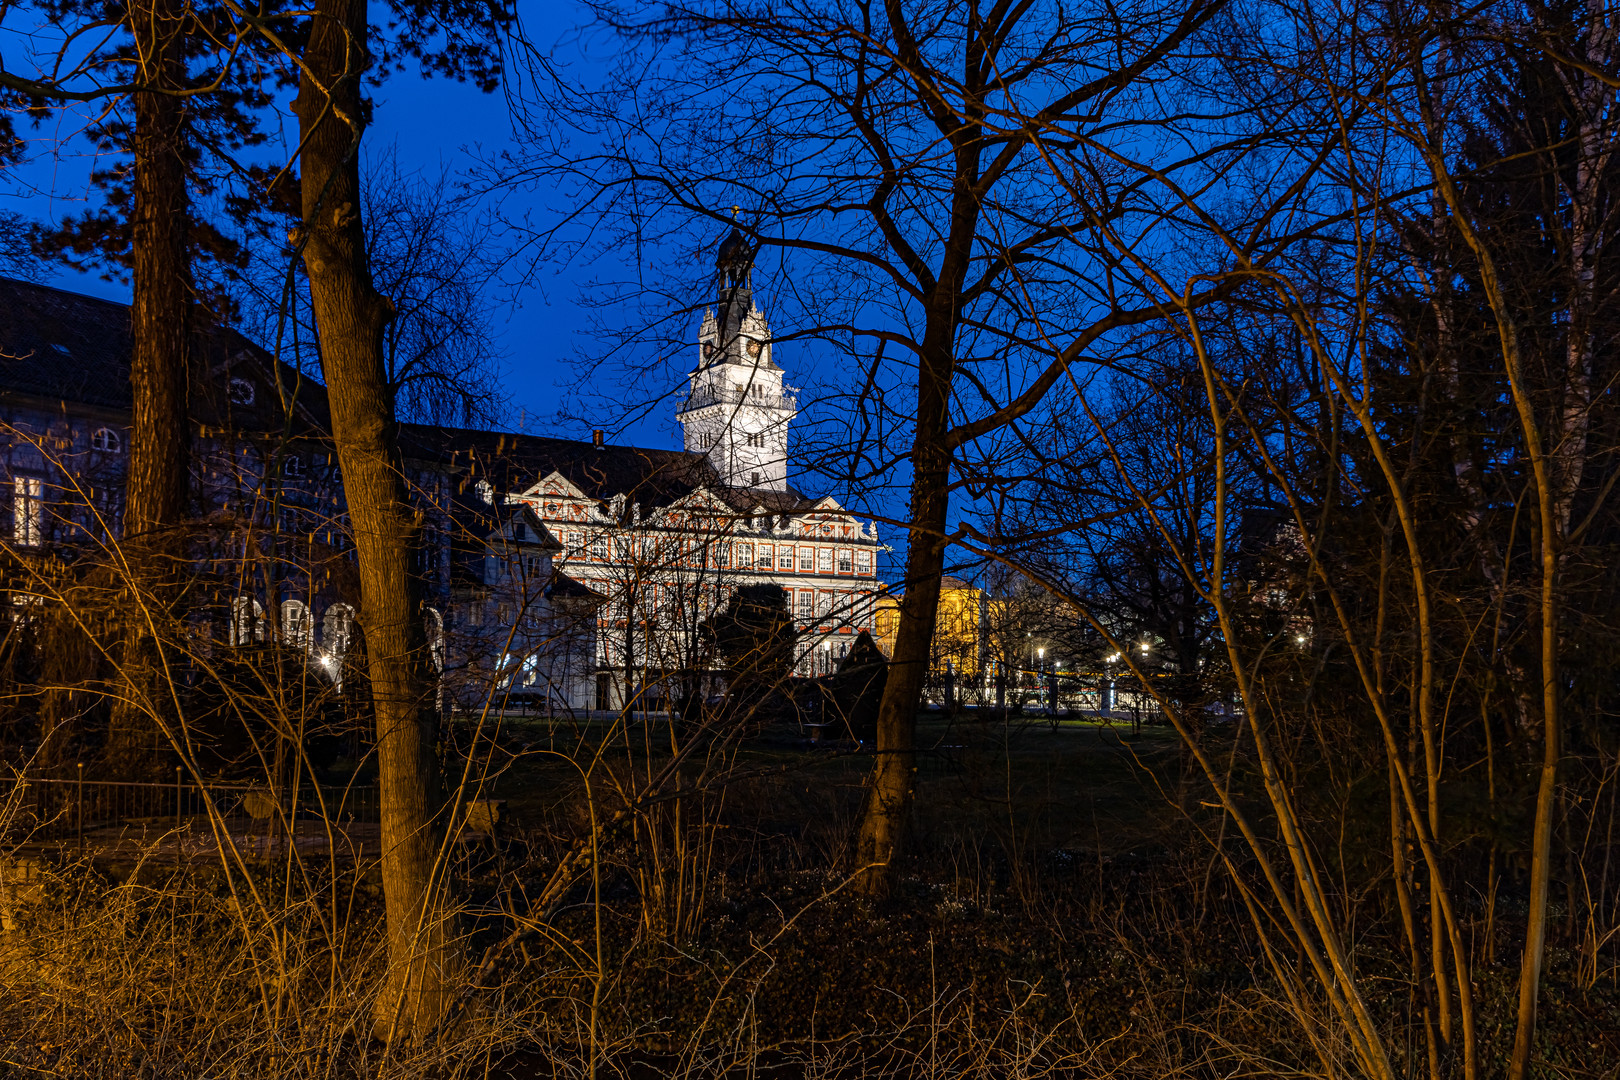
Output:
top-left (592, 429), bottom-right (604, 450)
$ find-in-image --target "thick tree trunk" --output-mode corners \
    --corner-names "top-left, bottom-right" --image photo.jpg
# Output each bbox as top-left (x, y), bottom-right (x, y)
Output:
top-left (126, 5), bottom-right (191, 540)
top-left (853, 333), bottom-right (955, 896)
top-left (292, 0), bottom-right (452, 1039)
top-left (106, 0), bottom-right (192, 776)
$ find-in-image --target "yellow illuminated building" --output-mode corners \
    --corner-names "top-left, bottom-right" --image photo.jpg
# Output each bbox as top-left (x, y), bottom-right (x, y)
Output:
top-left (871, 578), bottom-right (985, 689)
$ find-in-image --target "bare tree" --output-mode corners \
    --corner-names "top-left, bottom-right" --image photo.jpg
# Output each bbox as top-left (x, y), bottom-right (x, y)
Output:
top-left (288, 0), bottom-right (455, 1038)
top-left (503, 0), bottom-right (1290, 895)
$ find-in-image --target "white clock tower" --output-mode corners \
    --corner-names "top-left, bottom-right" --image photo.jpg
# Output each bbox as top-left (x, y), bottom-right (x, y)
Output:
top-left (677, 227), bottom-right (797, 491)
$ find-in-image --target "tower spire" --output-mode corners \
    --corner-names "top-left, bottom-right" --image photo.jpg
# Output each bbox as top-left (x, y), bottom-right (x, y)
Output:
top-left (678, 224), bottom-right (795, 491)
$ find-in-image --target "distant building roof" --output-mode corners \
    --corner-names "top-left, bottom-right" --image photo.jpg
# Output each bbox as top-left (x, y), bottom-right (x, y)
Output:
top-left (0, 277), bottom-right (838, 515)
top-left (0, 276), bottom-right (330, 433)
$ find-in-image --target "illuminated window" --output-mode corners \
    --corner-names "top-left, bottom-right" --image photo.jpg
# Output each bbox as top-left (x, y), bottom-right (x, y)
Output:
top-left (12, 477), bottom-right (42, 546)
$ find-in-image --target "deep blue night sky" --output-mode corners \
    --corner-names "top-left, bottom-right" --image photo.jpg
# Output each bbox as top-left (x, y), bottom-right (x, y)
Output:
top-left (1, 1), bottom-right (689, 450)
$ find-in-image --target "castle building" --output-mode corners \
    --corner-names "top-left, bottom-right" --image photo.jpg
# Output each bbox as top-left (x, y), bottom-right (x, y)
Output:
top-left (0, 227), bottom-right (886, 725)
top-left (444, 229), bottom-right (887, 710)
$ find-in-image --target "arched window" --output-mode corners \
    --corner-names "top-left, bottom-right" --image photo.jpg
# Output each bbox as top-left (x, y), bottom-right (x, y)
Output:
top-left (323, 603), bottom-right (355, 656)
top-left (230, 597), bottom-right (265, 646)
top-left (90, 428), bottom-right (121, 453)
top-left (228, 378), bottom-right (255, 406)
top-left (281, 599), bottom-right (312, 650)
top-left (282, 456), bottom-right (304, 478)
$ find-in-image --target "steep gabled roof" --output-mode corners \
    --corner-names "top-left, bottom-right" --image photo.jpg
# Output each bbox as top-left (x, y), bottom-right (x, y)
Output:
top-left (403, 424), bottom-right (725, 512)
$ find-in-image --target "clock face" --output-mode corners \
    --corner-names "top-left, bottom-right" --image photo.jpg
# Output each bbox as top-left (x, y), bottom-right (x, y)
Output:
top-left (747, 340), bottom-right (763, 358)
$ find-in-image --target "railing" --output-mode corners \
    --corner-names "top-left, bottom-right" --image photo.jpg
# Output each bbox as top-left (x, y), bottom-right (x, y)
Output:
top-left (0, 771), bottom-right (378, 848)
top-left (677, 385), bottom-right (796, 412)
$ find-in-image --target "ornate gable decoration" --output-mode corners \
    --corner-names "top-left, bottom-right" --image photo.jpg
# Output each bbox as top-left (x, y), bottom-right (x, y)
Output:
top-left (518, 471), bottom-right (611, 524)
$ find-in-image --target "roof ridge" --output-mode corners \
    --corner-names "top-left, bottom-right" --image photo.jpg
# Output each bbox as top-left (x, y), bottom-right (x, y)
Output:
top-left (0, 275), bottom-right (133, 311)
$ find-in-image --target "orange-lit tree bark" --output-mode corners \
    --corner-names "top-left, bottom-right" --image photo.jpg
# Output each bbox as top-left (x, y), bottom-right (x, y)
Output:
top-left (291, 0), bottom-right (452, 1037)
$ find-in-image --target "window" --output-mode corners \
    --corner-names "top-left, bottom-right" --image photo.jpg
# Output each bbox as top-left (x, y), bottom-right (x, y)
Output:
top-left (857, 550), bottom-right (872, 574)
top-left (799, 547), bottom-right (814, 571)
top-left (283, 456), bottom-right (304, 478)
top-left (817, 548), bottom-right (833, 573)
top-left (90, 428), bottom-right (121, 453)
top-left (735, 542), bottom-right (754, 569)
top-left (231, 597), bottom-right (265, 646)
top-left (779, 544), bottom-right (795, 571)
top-left (281, 600), bottom-right (312, 650)
top-left (797, 590), bottom-right (812, 620)
top-left (746, 432), bottom-right (764, 448)
top-left (817, 591), bottom-right (833, 619)
top-left (323, 604), bottom-right (354, 656)
top-left (716, 543), bottom-right (730, 568)
top-left (590, 534), bottom-right (608, 560)
top-left (757, 545), bottom-right (773, 570)
top-left (228, 378), bottom-right (255, 406)
top-left (12, 477), bottom-right (42, 546)
top-left (512, 523), bottom-right (527, 542)
top-left (838, 549), bottom-right (852, 573)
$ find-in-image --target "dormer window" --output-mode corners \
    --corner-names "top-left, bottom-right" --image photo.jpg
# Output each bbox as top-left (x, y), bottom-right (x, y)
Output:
top-left (228, 378), bottom-right (255, 406)
top-left (512, 523), bottom-right (527, 542)
top-left (90, 428), bottom-right (121, 453)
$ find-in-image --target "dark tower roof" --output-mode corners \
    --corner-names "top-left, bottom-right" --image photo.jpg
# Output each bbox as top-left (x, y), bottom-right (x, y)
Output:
top-left (712, 225), bottom-right (756, 360)
top-left (716, 225), bottom-right (753, 286)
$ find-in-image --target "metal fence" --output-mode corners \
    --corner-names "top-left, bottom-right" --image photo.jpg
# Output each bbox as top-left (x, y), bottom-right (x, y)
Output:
top-left (0, 770), bottom-right (378, 848)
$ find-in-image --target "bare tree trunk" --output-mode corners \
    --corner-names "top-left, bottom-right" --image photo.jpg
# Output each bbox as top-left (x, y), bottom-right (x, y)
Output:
top-left (854, 321), bottom-right (962, 895)
top-left (291, 0), bottom-right (452, 1039)
top-left (106, 0), bottom-right (192, 776)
